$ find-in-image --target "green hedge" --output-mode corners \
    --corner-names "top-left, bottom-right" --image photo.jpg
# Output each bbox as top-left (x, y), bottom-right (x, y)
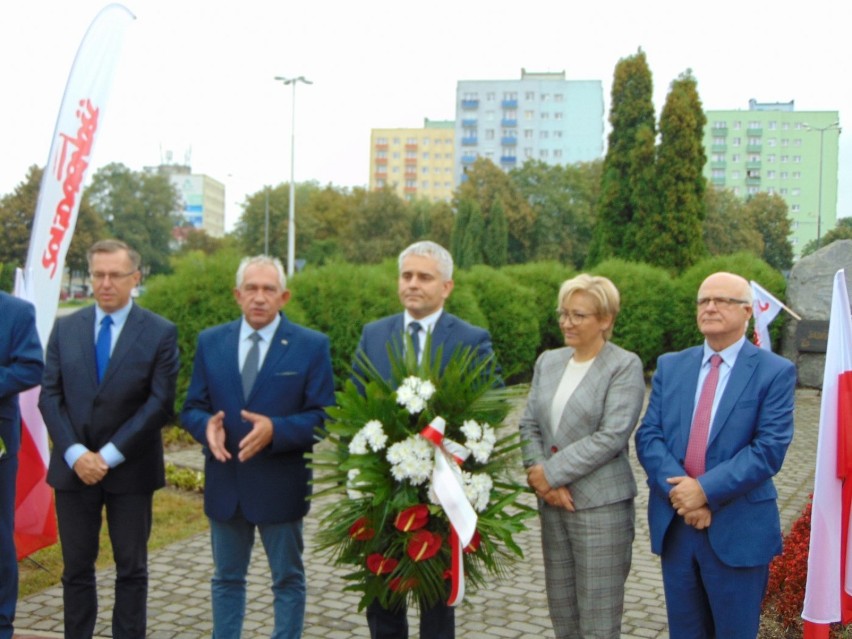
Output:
top-left (139, 252), bottom-right (790, 412)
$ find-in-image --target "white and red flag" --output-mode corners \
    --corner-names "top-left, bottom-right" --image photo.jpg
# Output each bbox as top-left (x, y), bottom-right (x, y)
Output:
top-left (14, 3), bottom-right (135, 559)
top-left (802, 269), bottom-right (852, 637)
top-left (750, 280), bottom-right (784, 351)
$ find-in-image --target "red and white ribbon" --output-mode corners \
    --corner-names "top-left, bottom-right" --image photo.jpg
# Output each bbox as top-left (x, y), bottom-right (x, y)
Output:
top-left (420, 416), bottom-right (477, 606)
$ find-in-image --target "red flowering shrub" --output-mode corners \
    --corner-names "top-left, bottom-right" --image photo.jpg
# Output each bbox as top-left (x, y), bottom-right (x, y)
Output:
top-left (763, 501), bottom-right (812, 630)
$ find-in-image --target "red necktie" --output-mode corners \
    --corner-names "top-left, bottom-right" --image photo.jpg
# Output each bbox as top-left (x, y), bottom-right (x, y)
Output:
top-left (684, 354), bottom-right (723, 477)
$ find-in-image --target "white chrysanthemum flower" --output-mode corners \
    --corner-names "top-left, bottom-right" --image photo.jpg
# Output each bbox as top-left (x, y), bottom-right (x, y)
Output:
top-left (387, 436), bottom-right (433, 485)
top-left (405, 395), bottom-right (426, 414)
top-left (362, 419), bottom-right (388, 451)
top-left (461, 419), bottom-right (482, 441)
top-left (349, 432), bottom-right (369, 455)
top-left (395, 377), bottom-right (435, 414)
top-left (463, 471), bottom-right (493, 512)
top-left (419, 380), bottom-right (436, 400)
top-left (461, 420), bottom-right (496, 463)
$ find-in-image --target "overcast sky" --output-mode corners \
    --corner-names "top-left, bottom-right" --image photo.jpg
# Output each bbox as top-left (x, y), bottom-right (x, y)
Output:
top-left (2, 0), bottom-right (849, 232)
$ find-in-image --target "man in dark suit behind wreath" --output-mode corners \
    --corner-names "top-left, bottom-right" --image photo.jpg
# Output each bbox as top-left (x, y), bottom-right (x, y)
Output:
top-left (353, 240), bottom-right (499, 639)
top-left (40, 239), bottom-right (179, 639)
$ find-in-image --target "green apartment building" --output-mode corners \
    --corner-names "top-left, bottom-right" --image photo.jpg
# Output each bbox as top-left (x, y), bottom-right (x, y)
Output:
top-left (703, 99), bottom-right (840, 257)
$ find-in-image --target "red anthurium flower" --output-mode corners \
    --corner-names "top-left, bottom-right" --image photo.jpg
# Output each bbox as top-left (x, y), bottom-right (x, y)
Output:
top-left (366, 553), bottom-right (398, 575)
top-left (349, 517), bottom-right (375, 541)
top-left (407, 529), bottom-right (442, 562)
top-left (389, 576), bottom-right (418, 592)
top-left (464, 530), bottom-right (481, 554)
top-left (394, 504), bottom-right (429, 532)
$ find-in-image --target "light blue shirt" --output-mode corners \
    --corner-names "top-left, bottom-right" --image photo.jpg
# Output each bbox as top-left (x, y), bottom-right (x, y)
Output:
top-left (64, 301), bottom-right (134, 471)
top-left (239, 314), bottom-right (281, 372)
top-left (404, 309), bottom-right (443, 363)
top-left (692, 335), bottom-right (747, 436)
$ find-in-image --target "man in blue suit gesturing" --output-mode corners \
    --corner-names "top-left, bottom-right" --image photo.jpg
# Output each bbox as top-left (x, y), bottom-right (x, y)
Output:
top-left (0, 291), bottom-right (44, 639)
top-left (354, 241), bottom-right (499, 639)
top-left (635, 271), bottom-right (796, 639)
top-left (182, 255), bottom-right (334, 639)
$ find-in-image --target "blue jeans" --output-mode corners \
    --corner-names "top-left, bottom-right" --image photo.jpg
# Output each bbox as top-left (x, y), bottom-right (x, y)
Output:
top-left (209, 514), bottom-right (305, 639)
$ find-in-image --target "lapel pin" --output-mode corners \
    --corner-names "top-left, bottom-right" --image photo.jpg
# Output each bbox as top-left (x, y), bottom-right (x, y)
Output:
top-left (281, 339), bottom-right (288, 346)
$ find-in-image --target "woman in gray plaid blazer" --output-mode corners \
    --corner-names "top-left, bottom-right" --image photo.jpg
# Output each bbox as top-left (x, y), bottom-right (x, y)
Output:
top-left (519, 274), bottom-right (645, 639)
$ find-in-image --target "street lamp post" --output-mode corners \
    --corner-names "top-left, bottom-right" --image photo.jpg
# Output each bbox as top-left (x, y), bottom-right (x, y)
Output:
top-left (804, 121), bottom-right (841, 250)
top-left (274, 75), bottom-right (312, 277)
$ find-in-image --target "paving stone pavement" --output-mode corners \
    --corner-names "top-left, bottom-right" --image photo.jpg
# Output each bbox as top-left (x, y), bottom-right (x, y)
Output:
top-left (15, 388), bottom-right (821, 639)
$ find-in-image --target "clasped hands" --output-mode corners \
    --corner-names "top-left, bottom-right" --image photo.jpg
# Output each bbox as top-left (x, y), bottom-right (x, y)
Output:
top-left (526, 464), bottom-right (575, 512)
top-left (73, 450), bottom-right (109, 485)
top-left (206, 410), bottom-right (273, 462)
top-left (667, 476), bottom-right (712, 529)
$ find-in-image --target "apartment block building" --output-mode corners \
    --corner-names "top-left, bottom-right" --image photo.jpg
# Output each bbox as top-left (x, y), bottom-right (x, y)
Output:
top-left (454, 69), bottom-right (604, 184)
top-left (369, 119), bottom-right (456, 202)
top-left (703, 99), bottom-right (840, 256)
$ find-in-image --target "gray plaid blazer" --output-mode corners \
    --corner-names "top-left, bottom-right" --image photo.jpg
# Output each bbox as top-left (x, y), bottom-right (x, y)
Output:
top-left (519, 341), bottom-right (645, 510)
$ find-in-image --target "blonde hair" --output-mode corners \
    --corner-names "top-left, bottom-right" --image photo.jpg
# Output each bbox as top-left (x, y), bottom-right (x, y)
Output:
top-left (557, 274), bottom-right (621, 340)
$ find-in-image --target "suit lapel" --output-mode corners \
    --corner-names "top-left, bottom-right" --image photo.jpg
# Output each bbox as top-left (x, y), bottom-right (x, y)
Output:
top-left (677, 348), bottom-right (704, 454)
top-left (101, 305), bottom-right (144, 387)
top-left (247, 315), bottom-right (291, 402)
top-left (73, 306), bottom-right (99, 389)
top-left (707, 342), bottom-right (759, 447)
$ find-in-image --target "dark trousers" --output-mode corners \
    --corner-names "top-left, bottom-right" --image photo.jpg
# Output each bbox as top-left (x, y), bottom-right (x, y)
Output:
top-left (56, 487), bottom-right (153, 639)
top-left (0, 456), bottom-right (18, 639)
top-left (366, 597), bottom-right (454, 639)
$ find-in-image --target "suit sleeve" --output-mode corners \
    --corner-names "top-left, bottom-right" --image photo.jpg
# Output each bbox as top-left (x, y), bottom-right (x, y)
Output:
top-left (180, 333), bottom-right (215, 445)
top-left (518, 352), bottom-right (548, 468)
top-left (39, 322), bottom-right (79, 456)
top-left (543, 352), bottom-right (645, 488)
top-left (635, 356), bottom-right (687, 500)
top-left (107, 321), bottom-right (179, 456)
top-left (0, 301), bottom-right (43, 400)
top-left (699, 360), bottom-right (796, 510)
top-left (269, 334), bottom-right (335, 453)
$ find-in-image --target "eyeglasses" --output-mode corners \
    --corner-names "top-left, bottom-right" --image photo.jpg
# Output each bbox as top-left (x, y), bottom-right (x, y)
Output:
top-left (557, 310), bottom-right (594, 324)
top-left (90, 271), bottom-right (137, 282)
top-left (696, 297), bottom-right (750, 309)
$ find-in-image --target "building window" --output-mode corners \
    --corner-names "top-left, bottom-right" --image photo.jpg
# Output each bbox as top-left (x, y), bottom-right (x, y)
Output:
top-left (782, 122), bottom-right (790, 130)
top-left (376, 179), bottom-right (385, 187)
top-left (731, 170), bottom-right (740, 179)
top-left (524, 147), bottom-right (533, 158)
top-left (732, 137), bottom-right (742, 147)
top-left (748, 121), bottom-right (760, 129)
top-left (781, 139), bottom-right (789, 147)
top-left (767, 170), bottom-right (776, 179)
top-left (554, 112), bottom-right (563, 120)
top-left (792, 171), bottom-right (801, 179)
top-left (748, 137), bottom-right (761, 146)
top-left (540, 131), bottom-right (549, 139)
top-left (422, 152), bottom-right (429, 159)
top-left (540, 93), bottom-right (549, 101)
top-left (731, 154), bottom-right (741, 163)
top-left (748, 154), bottom-right (760, 163)
top-left (486, 92), bottom-right (495, 101)
top-left (554, 131), bottom-right (563, 138)
top-left (780, 171), bottom-right (788, 180)
top-left (713, 121), bottom-right (727, 129)
top-left (503, 91), bottom-right (517, 100)
top-left (766, 154), bottom-right (776, 163)
top-left (793, 155), bottom-right (802, 163)
top-left (392, 166), bottom-right (399, 173)
top-left (376, 136), bottom-right (388, 144)
top-left (713, 137), bottom-right (726, 145)
top-left (769, 121), bottom-right (777, 130)
top-left (485, 111), bottom-right (495, 121)
top-left (780, 155), bottom-right (789, 163)
top-left (747, 186), bottom-right (759, 195)
top-left (733, 121), bottom-right (742, 130)
top-left (767, 138), bottom-right (777, 147)
top-left (422, 167), bottom-right (429, 174)
top-left (376, 150), bottom-right (387, 158)
top-left (780, 188), bottom-right (788, 195)
top-left (792, 188), bottom-right (801, 196)
top-left (422, 138), bottom-right (429, 146)
top-left (555, 94), bottom-right (564, 102)
top-left (793, 138), bottom-right (803, 146)
top-left (541, 112), bottom-right (549, 119)
top-left (524, 110), bottom-right (534, 120)
top-left (539, 149), bottom-right (549, 158)
top-left (406, 137), bottom-right (416, 145)
top-left (462, 92), bottom-right (478, 100)
top-left (422, 180), bottom-right (429, 188)
top-left (733, 187), bottom-right (741, 195)
top-left (392, 137), bottom-right (400, 144)
top-left (791, 204), bottom-right (800, 212)
top-left (554, 149), bottom-right (562, 158)
top-left (525, 91), bottom-right (535, 100)
top-left (712, 169), bottom-right (725, 178)
top-left (485, 129), bottom-right (495, 140)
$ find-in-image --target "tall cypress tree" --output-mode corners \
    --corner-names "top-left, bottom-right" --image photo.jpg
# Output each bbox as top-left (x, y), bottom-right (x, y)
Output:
top-left (458, 200), bottom-right (485, 269)
top-left (451, 198), bottom-right (473, 261)
top-left (636, 69), bottom-right (707, 271)
top-left (587, 49), bottom-right (656, 266)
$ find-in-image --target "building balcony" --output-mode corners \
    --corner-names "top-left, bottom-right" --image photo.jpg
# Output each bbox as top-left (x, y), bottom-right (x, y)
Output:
top-left (747, 127), bottom-right (763, 136)
top-left (404, 186), bottom-right (417, 193)
top-left (405, 143), bottom-right (418, 151)
top-left (746, 161), bottom-right (762, 169)
top-left (461, 99), bottom-right (479, 110)
top-left (711, 144), bottom-right (727, 153)
top-left (711, 126), bottom-right (728, 136)
top-left (501, 137), bottom-right (517, 146)
top-left (711, 176), bottom-right (726, 187)
top-left (461, 137), bottom-right (478, 146)
top-left (746, 145), bottom-right (762, 153)
top-left (746, 177), bottom-right (761, 186)
top-left (375, 157), bottom-right (387, 164)
top-left (374, 171), bottom-right (387, 179)
top-left (375, 143), bottom-right (388, 151)
top-left (710, 161), bottom-right (727, 169)
top-left (501, 118), bottom-right (517, 128)
top-left (501, 99), bottom-right (518, 109)
top-left (462, 118), bottom-right (477, 127)
top-left (461, 155), bottom-right (476, 165)
top-left (500, 156), bottom-right (517, 166)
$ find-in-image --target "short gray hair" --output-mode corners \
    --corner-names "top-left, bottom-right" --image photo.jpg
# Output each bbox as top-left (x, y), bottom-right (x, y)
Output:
top-left (398, 241), bottom-right (453, 280)
top-left (236, 255), bottom-right (287, 290)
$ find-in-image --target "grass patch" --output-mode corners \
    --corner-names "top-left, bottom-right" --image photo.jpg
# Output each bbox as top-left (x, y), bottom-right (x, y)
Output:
top-left (18, 487), bottom-right (207, 598)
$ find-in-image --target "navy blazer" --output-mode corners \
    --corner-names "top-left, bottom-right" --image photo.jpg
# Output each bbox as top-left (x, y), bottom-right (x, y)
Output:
top-left (353, 311), bottom-right (496, 383)
top-left (40, 304), bottom-right (179, 493)
top-left (181, 314), bottom-right (335, 525)
top-left (0, 292), bottom-right (44, 457)
top-left (635, 340), bottom-right (796, 568)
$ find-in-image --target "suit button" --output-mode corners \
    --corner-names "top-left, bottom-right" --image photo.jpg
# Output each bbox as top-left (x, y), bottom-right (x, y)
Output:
top-left (550, 445), bottom-right (558, 453)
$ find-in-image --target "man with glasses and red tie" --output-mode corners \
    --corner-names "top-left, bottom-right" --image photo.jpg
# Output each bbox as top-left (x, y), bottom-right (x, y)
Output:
top-left (40, 239), bottom-right (179, 639)
top-left (635, 271), bottom-right (796, 639)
